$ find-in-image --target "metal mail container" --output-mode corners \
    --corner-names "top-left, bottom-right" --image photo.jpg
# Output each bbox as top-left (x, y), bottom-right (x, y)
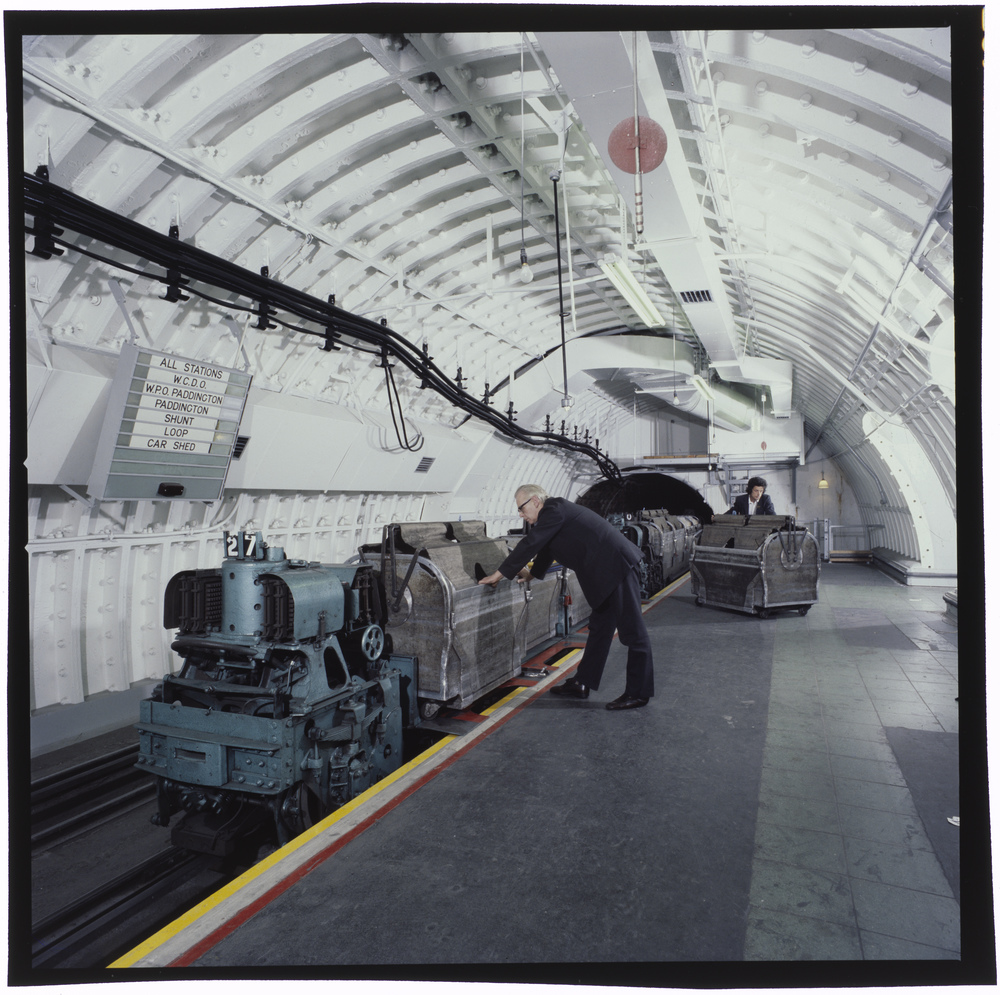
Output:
top-left (360, 521), bottom-right (587, 717)
top-left (690, 515), bottom-right (820, 617)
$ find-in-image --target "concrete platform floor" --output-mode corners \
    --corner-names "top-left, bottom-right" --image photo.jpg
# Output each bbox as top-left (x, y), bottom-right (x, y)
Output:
top-left (106, 563), bottom-right (990, 988)
top-left (741, 567), bottom-right (962, 961)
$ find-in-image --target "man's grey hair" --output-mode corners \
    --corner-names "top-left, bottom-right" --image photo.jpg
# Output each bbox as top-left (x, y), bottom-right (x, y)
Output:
top-left (515, 483), bottom-right (549, 503)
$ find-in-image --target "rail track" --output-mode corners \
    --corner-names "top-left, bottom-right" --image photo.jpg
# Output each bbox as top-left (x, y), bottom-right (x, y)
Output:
top-left (31, 844), bottom-right (233, 969)
top-left (31, 744), bottom-right (156, 850)
top-left (29, 744), bottom-right (241, 969)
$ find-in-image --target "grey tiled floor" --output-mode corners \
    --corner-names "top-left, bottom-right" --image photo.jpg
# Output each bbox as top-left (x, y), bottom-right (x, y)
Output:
top-left (743, 573), bottom-right (960, 960)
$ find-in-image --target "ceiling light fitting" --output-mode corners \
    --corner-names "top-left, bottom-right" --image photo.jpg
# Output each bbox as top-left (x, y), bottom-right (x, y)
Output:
top-left (599, 256), bottom-right (663, 327)
top-left (519, 246), bottom-right (533, 283)
top-left (689, 375), bottom-right (714, 401)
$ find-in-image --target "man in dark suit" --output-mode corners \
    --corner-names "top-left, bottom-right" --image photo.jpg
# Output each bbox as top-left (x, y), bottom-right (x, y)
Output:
top-left (478, 484), bottom-right (653, 710)
top-left (726, 476), bottom-right (775, 516)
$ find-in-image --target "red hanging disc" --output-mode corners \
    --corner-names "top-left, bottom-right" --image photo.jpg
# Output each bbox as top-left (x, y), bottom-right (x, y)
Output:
top-left (607, 116), bottom-right (667, 173)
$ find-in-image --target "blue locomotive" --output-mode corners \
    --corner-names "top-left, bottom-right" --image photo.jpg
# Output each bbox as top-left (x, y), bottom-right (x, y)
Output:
top-left (137, 530), bottom-right (414, 853)
top-left (137, 523), bottom-right (589, 854)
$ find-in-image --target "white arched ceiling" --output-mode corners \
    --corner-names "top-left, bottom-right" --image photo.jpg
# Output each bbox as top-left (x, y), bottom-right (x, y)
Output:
top-left (19, 14), bottom-right (970, 574)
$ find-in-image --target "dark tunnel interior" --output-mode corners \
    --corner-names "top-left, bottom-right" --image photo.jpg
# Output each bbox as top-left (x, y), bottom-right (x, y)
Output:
top-left (576, 471), bottom-right (715, 522)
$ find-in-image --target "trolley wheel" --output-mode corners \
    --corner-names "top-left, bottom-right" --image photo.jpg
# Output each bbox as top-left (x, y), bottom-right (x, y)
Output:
top-left (696, 596), bottom-right (705, 606)
top-left (797, 605), bottom-right (811, 616)
top-left (277, 782), bottom-right (323, 842)
top-left (758, 608), bottom-right (771, 619)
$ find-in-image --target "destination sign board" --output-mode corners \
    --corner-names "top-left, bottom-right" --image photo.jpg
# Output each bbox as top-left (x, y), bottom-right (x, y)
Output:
top-left (89, 343), bottom-right (251, 501)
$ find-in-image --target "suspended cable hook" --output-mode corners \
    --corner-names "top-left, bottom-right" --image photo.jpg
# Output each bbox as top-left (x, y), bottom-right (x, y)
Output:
top-left (252, 265), bottom-right (276, 329)
top-left (322, 294), bottom-right (342, 352)
top-left (161, 222), bottom-right (190, 302)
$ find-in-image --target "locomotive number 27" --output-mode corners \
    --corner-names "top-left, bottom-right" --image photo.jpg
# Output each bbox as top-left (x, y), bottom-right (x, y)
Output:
top-left (225, 531), bottom-right (262, 560)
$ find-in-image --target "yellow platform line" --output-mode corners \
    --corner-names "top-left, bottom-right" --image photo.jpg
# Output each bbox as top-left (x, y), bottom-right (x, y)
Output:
top-left (109, 734), bottom-right (456, 968)
top-left (644, 571), bottom-right (690, 610)
top-left (111, 652), bottom-right (579, 968)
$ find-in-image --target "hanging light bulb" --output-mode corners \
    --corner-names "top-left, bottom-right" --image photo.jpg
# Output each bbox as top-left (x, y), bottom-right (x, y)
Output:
top-left (519, 246), bottom-right (533, 283)
top-left (819, 469), bottom-right (829, 489)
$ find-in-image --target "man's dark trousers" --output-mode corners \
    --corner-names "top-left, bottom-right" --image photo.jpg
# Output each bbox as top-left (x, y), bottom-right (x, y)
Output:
top-left (574, 564), bottom-right (654, 699)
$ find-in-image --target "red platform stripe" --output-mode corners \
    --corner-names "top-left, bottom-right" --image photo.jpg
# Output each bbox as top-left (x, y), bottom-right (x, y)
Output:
top-left (167, 678), bottom-right (554, 967)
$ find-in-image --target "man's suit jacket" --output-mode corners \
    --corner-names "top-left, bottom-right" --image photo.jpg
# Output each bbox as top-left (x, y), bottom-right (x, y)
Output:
top-left (729, 493), bottom-right (776, 516)
top-left (497, 497), bottom-right (640, 608)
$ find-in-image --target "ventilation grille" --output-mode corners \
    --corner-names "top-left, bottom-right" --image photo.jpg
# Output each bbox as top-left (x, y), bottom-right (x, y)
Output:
top-left (679, 289), bottom-right (713, 304)
top-left (415, 456), bottom-right (435, 473)
top-left (232, 435), bottom-right (250, 459)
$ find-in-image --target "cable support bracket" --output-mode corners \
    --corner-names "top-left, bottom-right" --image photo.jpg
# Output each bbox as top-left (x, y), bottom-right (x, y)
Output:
top-left (252, 266), bottom-right (276, 329)
top-left (161, 224), bottom-right (190, 303)
top-left (419, 341), bottom-right (432, 389)
top-left (26, 166), bottom-right (64, 260)
top-left (321, 294), bottom-right (341, 351)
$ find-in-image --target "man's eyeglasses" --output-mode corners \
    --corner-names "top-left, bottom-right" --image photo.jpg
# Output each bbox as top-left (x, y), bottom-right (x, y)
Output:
top-left (517, 496), bottom-right (535, 514)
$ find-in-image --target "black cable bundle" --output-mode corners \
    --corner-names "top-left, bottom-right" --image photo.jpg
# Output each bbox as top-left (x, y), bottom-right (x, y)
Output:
top-left (24, 170), bottom-right (621, 480)
top-left (379, 344), bottom-right (424, 452)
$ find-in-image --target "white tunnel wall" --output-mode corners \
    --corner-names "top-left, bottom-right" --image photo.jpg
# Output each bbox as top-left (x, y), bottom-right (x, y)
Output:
top-left (25, 322), bottom-right (885, 746)
top-left (863, 414), bottom-right (957, 578)
top-left (21, 415), bottom-right (891, 752)
top-left (26, 345), bottom-right (495, 496)
top-left (27, 485), bottom-right (428, 726)
top-left (834, 440), bottom-right (955, 582)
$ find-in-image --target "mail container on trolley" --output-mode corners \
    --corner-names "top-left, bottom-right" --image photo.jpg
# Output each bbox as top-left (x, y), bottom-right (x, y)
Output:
top-left (690, 515), bottom-right (820, 617)
top-left (358, 521), bottom-right (589, 718)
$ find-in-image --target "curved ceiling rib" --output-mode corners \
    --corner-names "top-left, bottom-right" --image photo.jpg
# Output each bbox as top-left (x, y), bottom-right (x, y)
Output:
top-left (19, 17), bottom-right (966, 566)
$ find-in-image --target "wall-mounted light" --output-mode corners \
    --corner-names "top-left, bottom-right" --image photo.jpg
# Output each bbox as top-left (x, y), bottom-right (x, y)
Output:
top-left (599, 254), bottom-right (664, 327)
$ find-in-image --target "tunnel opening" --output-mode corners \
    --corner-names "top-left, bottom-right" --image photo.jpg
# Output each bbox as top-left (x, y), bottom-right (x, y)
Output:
top-left (576, 471), bottom-right (714, 523)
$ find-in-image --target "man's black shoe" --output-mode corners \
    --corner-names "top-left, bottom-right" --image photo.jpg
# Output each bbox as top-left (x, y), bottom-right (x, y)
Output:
top-left (605, 694), bottom-right (649, 710)
top-left (550, 679), bottom-right (589, 699)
